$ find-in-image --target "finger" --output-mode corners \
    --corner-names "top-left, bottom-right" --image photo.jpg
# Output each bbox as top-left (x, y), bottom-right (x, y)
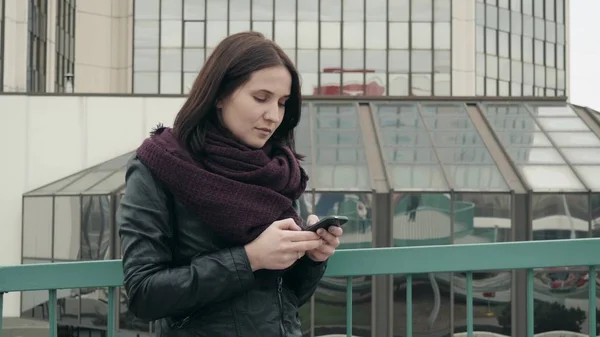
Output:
top-left (285, 231), bottom-right (320, 242)
top-left (328, 226), bottom-right (343, 237)
top-left (315, 244), bottom-right (335, 256)
top-left (316, 228), bottom-right (337, 243)
top-left (286, 251), bottom-right (303, 262)
top-left (274, 218), bottom-right (301, 231)
top-left (289, 239), bottom-right (322, 252)
top-left (306, 214), bottom-right (319, 226)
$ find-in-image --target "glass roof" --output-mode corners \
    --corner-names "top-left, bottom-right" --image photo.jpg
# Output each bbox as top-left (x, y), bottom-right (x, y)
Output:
top-left (24, 99), bottom-right (600, 195)
top-left (481, 103), bottom-right (599, 192)
top-left (25, 152), bottom-right (133, 196)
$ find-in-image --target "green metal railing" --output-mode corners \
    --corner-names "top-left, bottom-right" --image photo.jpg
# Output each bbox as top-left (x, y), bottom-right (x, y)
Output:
top-left (2, 238), bottom-right (600, 337)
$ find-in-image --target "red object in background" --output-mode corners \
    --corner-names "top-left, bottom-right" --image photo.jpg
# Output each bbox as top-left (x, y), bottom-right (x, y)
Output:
top-left (483, 292), bottom-right (496, 298)
top-left (314, 68), bottom-right (385, 96)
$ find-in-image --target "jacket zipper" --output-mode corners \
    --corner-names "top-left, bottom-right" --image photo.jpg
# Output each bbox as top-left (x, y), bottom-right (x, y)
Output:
top-left (277, 277), bottom-right (285, 337)
top-left (173, 315), bottom-right (191, 329)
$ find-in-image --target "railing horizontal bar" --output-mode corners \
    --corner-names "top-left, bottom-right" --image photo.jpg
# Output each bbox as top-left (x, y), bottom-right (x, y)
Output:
top-left (0, 260), bottom-right (123, 292)
top-left (1, 239), bottom-right (600, 292)
top-left (325, 238), bottom-right (600, 277)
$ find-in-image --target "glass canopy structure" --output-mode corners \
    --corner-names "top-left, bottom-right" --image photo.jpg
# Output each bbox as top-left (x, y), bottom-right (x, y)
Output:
top-left (21, 98), bottom-right (600, 337)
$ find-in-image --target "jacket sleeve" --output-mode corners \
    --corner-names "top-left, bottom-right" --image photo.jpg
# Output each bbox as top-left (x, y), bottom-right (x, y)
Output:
top-left (118, 157), bottom-right (255, 321)
top-left (283, 256), bottom-right (327, 306)
top-left (282, 199), bottom-right (328, 306)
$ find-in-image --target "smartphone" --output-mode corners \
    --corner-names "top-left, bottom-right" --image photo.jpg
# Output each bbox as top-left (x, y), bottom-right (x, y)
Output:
top-left (304, 215), bottom-right (348, 232)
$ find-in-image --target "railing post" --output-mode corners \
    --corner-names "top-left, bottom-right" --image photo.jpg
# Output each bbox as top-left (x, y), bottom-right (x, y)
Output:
top-left (589, 266), bottom-right (597, 337)
top-left (466, 272), bottom-right (473, 337)
top-left (48, 290), bottom-right (57, 337)
top-left (372, 193), bottom-right (393, 337)
top-left (107, 287), bottom-right (115, 337)
top-left (346, 277), bottom-right (352, 337)
top-left (0, 292), bottom-right (4, 337)
top-left (406, 275), bottom-right (412, 337)
top-left (526, 270), bottom-right (534, 337)
top-left (512, 192), bottom-right (531, 337)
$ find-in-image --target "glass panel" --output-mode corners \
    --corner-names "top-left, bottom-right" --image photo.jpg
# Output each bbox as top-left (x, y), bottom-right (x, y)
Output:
top-left (575, 166), bottom-right (600, 192)
top-left (57, 171), bottom-right (115, 194)
top-left (529, 104), bottom-right (577, 116)
top-left (84, 169), bottom-right (127, 194)
top-left (390, 165), bottom-right (448, 190)
top-left (373, 103), bottom-right (449, 190)
top-left (562, 148), bottom-right (600, 164)
top-left (297, 104), bottom-right (312, 189)
top-left (22, 197), bottom-right (53, 258)
top-left (507, 147), bottom-right (565, 164)
top-left (536, 117), bottom-right (589, 131)
top-left (312, 103), bottom-right (370, 191)
top-left (531, 193), bottom-right (591, 336)
top-left (393, 192), bottom-right (451, 336)
top-left (521, 166), bottom-right (585, 191)
top-left (312, 192), bottom-right (372, 336)
top-left (437, 147), bottom-right (494, 164)
top-left (453, 193), bottom-right (512, 334)
top-left (482, 104), bottom-right (539, 132)
top-left (385, 147), bottom-right (438, 164)
top-left (593, 193), bottom-right (600, 236)
top-left (482, 104), bottom-right (585, 191)
top-left (53, 196), bottom-right (81, 260)
top-left (494, 131), bottom-right (552, 147)
top-left (26, 171), bottom-right (87, 195)
top-left (444, 165), bottom-right (508, 190)
top-left (80, 195), bottom-right (112, 261)
top-left (547, 132), bottom-right (600, 147)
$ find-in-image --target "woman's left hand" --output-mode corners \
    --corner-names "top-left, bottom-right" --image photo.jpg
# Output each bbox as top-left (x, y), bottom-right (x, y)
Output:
top-left (305, 215), bottom-right (343, 262)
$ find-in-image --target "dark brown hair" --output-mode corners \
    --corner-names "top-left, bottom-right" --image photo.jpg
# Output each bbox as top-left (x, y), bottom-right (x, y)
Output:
top-left (172, 31), bottom-right (303, 159)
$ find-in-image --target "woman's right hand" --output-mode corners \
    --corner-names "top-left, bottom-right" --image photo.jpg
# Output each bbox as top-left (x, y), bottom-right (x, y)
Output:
top-left (244, 218), bottom-right (322, 271)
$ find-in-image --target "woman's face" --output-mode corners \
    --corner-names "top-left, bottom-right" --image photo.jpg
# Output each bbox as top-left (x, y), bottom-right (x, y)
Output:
top-left (217, 65), bottom-right (292, 149)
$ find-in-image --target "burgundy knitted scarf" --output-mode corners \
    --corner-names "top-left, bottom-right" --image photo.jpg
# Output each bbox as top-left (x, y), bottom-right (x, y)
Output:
top-left (135, 124), bottom-right (308, 245)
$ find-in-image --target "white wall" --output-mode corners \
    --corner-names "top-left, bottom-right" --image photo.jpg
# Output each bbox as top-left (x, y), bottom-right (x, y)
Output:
top-left (2, 0), bottom-right (28, 92)
top-left (0, 94), bottom-right (186, 317)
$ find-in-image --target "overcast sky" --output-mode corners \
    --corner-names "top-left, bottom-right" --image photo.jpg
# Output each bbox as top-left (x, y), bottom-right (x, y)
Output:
top-left (568, 0), bottom-right (600, 110)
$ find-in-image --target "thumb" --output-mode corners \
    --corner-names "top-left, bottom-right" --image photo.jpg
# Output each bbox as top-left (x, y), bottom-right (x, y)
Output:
top-left (307, 214), bottom-right (319, 226)
top-left (274, 218), bottom-right (302, 231)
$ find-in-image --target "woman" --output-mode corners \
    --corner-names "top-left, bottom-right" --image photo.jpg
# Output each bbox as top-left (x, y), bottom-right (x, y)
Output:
top-left (118, 31), bottom-right (343, 337)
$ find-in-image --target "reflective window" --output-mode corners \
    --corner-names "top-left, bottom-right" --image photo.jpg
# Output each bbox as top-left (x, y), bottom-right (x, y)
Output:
top-left (475, 0), bottom-right (565, 97)
top-left (55, 0), bottom-right (76, 93)
top-left (0, 0), bottom-right (4, 91)
top-left (132, 0), bottom-right (453, 96)
top-left (27, 0), bottom-right (48, 92)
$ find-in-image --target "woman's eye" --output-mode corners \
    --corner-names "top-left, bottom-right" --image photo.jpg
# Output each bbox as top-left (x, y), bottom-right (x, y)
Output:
top-left (254, 96), bottom-right (267, 103)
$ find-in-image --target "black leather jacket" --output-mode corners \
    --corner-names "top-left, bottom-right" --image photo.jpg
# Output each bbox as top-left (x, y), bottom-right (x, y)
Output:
top-left (118, 158), bottom-right (327, 337)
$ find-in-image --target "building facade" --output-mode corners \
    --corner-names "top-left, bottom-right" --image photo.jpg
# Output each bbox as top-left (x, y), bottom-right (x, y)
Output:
top-left (0, 0), bottom-right (570, 97)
